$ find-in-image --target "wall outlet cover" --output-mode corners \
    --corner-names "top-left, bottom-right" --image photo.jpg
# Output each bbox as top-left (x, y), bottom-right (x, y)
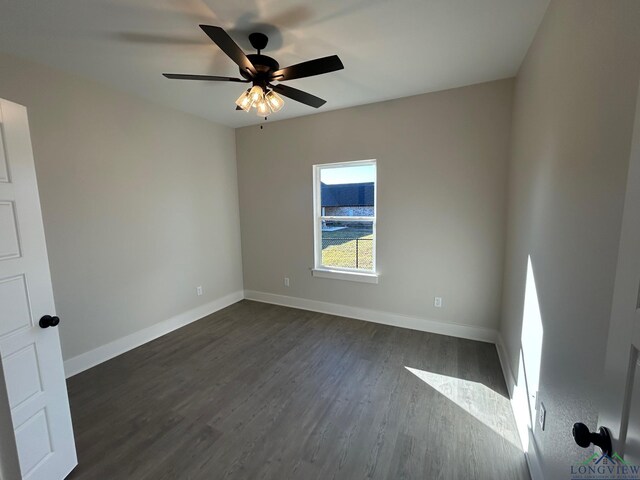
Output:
top-left (539, 402), bottom-right (546, 430)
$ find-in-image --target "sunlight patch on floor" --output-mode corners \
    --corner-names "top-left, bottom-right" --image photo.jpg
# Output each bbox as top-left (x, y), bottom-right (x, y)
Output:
top-left (405, 366), bottom-right (522, 450)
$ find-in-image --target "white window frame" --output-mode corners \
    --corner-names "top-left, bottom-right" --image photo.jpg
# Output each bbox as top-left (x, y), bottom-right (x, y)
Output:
top-left (312, 159), bottom-right (379, 284)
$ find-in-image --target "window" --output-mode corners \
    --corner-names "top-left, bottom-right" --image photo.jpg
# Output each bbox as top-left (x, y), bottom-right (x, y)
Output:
top-left (312, 160), bottom-right (378, 283)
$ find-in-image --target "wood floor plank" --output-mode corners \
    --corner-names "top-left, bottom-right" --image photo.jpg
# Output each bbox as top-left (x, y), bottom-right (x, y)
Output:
top-left (66, 300), bottom-right (529, 480)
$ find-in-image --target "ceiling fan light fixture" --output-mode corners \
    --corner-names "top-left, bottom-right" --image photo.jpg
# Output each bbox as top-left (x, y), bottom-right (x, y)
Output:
top-left (265, 90), bottom-right (284, 113)
top-left (164, 27), bottom-right (343, 116)
top-left (255, 98), bottom-right (272, 117)
top-left (235, 90), bottom-right (253, 112)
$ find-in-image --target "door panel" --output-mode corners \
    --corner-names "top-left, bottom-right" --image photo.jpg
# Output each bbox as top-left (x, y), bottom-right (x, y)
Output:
top-left (0, 98), bottom-right (76, 480)
top-left (0, 201), bottom-right (20, 260)
top-left (0, 275), bottom-right (31, 335)
top-left (15, 409), bottom-right (52, 477)
top-left (4, 344), bottom-right (42, 409)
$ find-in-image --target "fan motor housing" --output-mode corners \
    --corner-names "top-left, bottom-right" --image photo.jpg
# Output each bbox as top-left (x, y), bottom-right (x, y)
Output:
top-left (240, 54), bottom-right (280, 82)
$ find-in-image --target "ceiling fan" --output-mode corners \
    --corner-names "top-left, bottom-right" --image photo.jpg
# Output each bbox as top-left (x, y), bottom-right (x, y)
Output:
top-left (163, 25), bottom-right (344, 117)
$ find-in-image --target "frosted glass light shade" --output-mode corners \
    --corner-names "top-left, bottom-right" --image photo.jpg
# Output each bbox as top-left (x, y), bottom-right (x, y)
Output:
top-left (255, 99), bottom-right (271, 117)
top-left (265, 90), bottom-right (284, 112)
top-left (235, 90), bottom-right (253, 112)
top-left (249, 85), bottom-right (264, 103)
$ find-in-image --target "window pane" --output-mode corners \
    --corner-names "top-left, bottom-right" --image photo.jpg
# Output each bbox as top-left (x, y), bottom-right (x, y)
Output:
top-left (321, 220), bottom-right (374, 270)
top-left (320, 164), bottom-right (375, 217)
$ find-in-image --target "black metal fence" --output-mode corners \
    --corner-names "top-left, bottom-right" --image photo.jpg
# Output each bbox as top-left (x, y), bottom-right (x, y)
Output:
top-left (321, 237), bottom-right (373, 269)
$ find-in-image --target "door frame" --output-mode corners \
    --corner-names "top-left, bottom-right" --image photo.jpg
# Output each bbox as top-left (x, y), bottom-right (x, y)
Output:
top-left (599, 80), bottom-right (640, 454)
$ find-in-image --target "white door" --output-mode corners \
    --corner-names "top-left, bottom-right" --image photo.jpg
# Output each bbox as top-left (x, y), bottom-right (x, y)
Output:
top-left (0, 99), bottom-right (76, 479)
top-left (598, 81), bottom-right (640, 464)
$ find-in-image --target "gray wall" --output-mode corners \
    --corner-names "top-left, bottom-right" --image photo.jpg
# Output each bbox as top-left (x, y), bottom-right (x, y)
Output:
top-left (236, 79), bottom-right (514, 331)
top-left (499, 1), bottom-right (640, 477)
top-left (0, 52), bottom-right (244, 360)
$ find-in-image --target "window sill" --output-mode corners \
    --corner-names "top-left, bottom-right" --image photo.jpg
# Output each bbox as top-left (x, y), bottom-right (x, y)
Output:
top-left (311, 268), bottom-right (379, 284)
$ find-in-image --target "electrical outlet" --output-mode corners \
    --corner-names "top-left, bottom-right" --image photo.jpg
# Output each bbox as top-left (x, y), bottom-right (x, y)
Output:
top-left (434, 297), bottom-right (443, 308)
top-left (196, 286), bottom-right (203, 296)
top-left (284, 277), bottom-right (290, 287)
top-left (539, 402), bottom-right (546, 430)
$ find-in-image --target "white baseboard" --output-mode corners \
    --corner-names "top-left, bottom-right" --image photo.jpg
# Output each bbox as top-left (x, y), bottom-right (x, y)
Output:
top-left (496, 333), bottom-right (543, 480)
top-left (63, 290), bottom-right (244, 378)
top-left (244, 290), bottom-right (498, 343)
top-left (525, 428), bottom-right (544, 480)
top-left (496, 333), bottom-right (516, 398)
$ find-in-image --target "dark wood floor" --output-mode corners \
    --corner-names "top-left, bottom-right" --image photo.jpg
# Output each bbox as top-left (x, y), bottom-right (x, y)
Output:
top-left (66, 300), bottom-right (529, 480)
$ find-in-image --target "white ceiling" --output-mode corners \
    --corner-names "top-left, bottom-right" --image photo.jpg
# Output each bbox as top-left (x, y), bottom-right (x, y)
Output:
top-left (0, 0), bottom-right (549, 128)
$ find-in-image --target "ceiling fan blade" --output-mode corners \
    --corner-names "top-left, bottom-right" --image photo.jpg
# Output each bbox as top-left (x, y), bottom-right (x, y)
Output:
top-left (163, 73), bottom-right (248, 83)
top-left (200, 25), bottom-right (257, 76)
top-left (271, 84), bottom-right (326, 108)
top-left (271, 55), bottom-right (344, 81)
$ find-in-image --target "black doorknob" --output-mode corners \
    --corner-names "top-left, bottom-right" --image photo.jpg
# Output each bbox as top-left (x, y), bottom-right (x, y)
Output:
top-left (572, 422), bottom-right (612, 456)
top-left (39, 315), bottom-right (60, 329)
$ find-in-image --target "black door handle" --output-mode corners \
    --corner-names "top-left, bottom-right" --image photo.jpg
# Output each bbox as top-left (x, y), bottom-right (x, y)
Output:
top-left (572, 422), bottom-right (612, 456)
top-left (39, 315), bottom-right (60, 329)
